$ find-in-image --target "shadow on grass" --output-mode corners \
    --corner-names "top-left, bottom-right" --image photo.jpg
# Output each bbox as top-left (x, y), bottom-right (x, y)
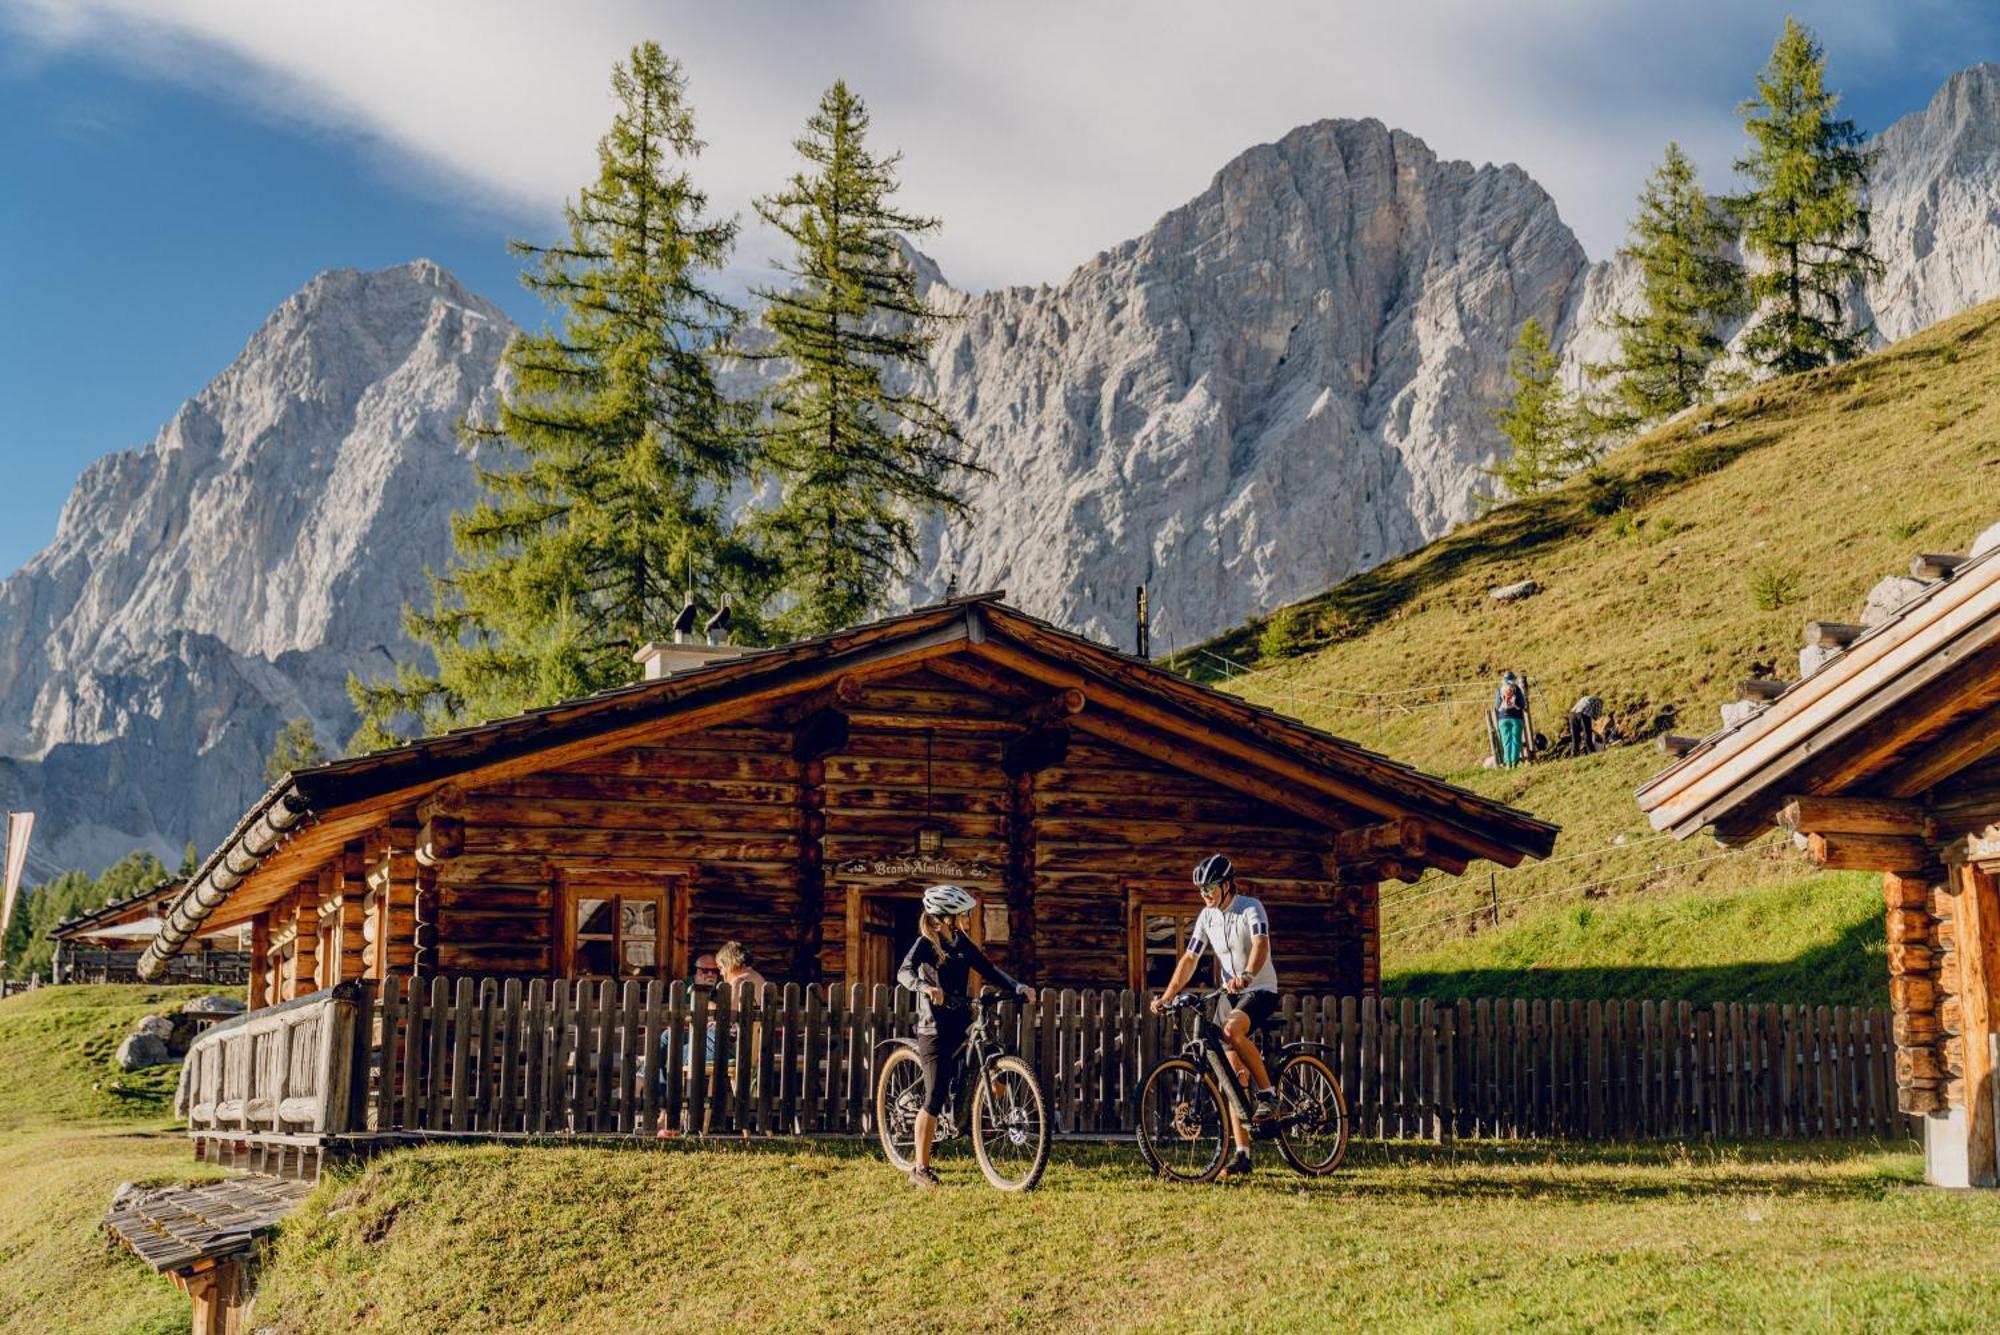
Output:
top-left (1386, 912), bottom-right (1887, 1009)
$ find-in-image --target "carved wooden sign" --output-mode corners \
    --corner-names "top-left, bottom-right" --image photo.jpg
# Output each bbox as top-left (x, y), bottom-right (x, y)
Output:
top-left (835, 853), bottom-right (997, 881)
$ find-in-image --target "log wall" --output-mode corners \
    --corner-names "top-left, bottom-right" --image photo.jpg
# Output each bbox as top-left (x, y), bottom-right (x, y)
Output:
top-left (257, 663), bottom-right (1376, 1000)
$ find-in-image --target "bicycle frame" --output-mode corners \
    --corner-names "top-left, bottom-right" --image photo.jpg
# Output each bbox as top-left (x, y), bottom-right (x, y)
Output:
top-left (1166, 990), bottom-right (1327, 1132)
top-left (873, 990), bottom-right (1014, 1132)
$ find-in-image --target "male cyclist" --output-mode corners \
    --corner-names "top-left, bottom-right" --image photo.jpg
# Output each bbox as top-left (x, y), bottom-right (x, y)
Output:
top-left (1149, 853), bottom-right (1278, 1178)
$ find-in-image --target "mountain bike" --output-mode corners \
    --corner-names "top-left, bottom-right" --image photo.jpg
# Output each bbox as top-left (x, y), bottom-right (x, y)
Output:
top-left (1134, 989), bottom-right (1350, 1182)
top-left (874, 988), bottom-right (1052, 1192)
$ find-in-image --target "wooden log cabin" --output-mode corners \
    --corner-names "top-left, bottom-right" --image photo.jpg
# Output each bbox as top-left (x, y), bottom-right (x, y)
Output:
top-left (1638, 530), bottom-right (2000, 1187)
top-left (137, 595), bottom-right (1555, 1012)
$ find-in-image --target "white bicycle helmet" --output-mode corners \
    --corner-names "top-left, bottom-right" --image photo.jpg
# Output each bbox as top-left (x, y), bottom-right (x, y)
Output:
top-left (922, 884), bottom-right (978, 916)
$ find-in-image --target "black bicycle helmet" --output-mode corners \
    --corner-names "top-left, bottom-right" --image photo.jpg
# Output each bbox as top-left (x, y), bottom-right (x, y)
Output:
top-left (1192, 853), bottom-right (1233, 891)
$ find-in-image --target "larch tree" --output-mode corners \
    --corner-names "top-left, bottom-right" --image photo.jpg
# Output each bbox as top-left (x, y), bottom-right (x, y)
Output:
top-left (1488, 318), bottom-right (1589, 500)
top-left (1601, 143), bottom-right (1747, 424)
top-left (263, 717), bottom-right (327, 785)
top-left (350, 44), bottom-right (758, 749)
top-left (1733, 17), bottom-right (1879, 376)
top-left (751, 80), bottom-right (979, 640)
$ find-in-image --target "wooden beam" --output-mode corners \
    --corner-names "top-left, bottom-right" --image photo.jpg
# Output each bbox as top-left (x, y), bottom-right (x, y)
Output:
top-left (1912, 553), bottom-right (1969, 580)
top-left (1777, 795), bottom-right (1925, 837)
top-left (1332, 818), bottom-right (1425, 863)
top-left (1739, 678), bottom-right (1792, 702)
top-left (1806, 832), bottom-right (1935, 872)
top-left (790, 707), bottom-right (851, 762)
top-left (414, 814), bottom-right (464, 866)
top-left (773, 674), bottom-right (862, 726)
top-left (1951, 863), bottom-right (1999, 1186)
top-left (1804, 620), bottom-right (1867, 649)
top-left (1884, 697), bottom-right (2000, 799)
top-left (1013, 688), bottom-right (1086, 731)
top-left (1002, 724), bottom-right (1070, 777)
top-left (1656, 734), bottom-right (1702, 758)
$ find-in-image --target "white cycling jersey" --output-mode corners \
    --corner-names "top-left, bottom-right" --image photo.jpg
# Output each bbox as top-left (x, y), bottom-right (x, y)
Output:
top-left (1185, 894), bottom-right (1278, 994)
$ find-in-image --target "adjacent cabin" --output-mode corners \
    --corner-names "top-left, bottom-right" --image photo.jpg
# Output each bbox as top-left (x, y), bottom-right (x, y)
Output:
top-left (49, 879), bottom-right (249, 985)
top-left (139, 595), bottom-right (1556, 1010)
top-left (1638, 529), bottom-right (2000, 1187)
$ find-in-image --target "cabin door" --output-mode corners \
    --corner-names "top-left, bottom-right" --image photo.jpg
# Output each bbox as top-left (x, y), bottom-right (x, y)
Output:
top-left (845, 884), bottom-right (986, 992)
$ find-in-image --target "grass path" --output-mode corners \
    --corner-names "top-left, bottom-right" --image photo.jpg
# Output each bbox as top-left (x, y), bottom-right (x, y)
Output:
top-left (257, 1138), bottom-right (1999, 1333)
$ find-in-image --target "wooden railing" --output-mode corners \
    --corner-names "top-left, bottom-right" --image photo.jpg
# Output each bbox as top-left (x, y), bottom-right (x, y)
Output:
top-left (331, 981), bottom-right (1914, 1145)
top-left (177, 983), bottom-right (361, 1140)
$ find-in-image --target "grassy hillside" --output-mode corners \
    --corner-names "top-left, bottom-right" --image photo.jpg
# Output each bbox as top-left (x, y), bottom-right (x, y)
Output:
top-left (0, 986), bottom-right (222, 1335)
top-left (254, 1140), bottom-right (1994, 1332)
top-left (1188, 299), bottom-right (2000, 1000)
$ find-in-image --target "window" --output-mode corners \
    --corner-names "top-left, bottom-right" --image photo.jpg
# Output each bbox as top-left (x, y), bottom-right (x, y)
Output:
top-left (1127, 891), bottom-right (1201, 993)
top-left (567, 888), bottom-right (668, 980)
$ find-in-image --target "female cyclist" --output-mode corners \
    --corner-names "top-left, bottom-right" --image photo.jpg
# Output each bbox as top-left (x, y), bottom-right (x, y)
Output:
top-left (895, 884), bottom-right (1037, 1188)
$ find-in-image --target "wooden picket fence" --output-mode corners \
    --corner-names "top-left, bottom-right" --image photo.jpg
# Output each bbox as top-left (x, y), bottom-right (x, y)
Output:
top-left (179, 979), bottom-right (1915, 1158)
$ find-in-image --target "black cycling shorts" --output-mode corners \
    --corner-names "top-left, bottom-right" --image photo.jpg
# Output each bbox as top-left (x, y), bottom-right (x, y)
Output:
top-left (913, 1011), bottom-right (969, 1116)
top-left (1213, 987), bottom-right (1280, 1031)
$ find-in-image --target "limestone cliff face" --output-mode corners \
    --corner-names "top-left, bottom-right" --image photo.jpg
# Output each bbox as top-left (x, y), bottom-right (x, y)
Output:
top-left (909, 119), bottom-right (1589, 649)
top-left (0, 261), bottom-right (508, 868)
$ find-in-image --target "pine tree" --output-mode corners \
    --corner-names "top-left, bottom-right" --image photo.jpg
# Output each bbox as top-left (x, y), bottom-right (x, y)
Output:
top-left (264, 717), bottom-right (327, 784)
top-left (351, 44), bottom-right (756, 748)
top-left (752, 81), bottom-right (979, 639)
top-left (1488, 319), bottom-right (1590, 500)
top-left (1602, 143), bottom-right (1747, 423)
top-left (1734, 17), bottom-right (1880, 375)
top-left (180, 842), bottom-right (200, 877)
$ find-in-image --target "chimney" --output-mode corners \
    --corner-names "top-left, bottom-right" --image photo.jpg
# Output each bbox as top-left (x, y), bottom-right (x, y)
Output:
top-left (633, 640), bottom-right (750, 682)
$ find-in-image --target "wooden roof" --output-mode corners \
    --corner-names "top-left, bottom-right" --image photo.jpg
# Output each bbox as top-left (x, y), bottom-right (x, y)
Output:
top-left (105, 1175), bottom-right (312, 1275)
top-left (49, 878), bottom-right (182, 943)
top-left (140, 594), bottom-right (1556, 977)
top-left (1638, 540), bottom-right (2000, 844)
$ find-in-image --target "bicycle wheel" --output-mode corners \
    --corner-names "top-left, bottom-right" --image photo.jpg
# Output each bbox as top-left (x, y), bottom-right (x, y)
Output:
top-left (874, 1044), bottom-right (925, 1172)
top-left (1134, 1057), bottom-right (1227, 1183)
top-left (971, 1055), bottom-right (1051, 1192)
top-left (1272, 1050), bottom-right (1350, 1176)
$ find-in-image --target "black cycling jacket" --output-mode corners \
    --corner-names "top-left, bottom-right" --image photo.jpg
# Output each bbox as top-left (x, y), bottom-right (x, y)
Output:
top-left (896, 930), bottom-right (1027, 1033)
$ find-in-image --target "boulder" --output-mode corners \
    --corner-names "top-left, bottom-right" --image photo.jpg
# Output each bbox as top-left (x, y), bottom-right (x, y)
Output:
top-left (115, 1033), bottom-right (174, 1072)
top-left (1798, 643), bottom-right (1841, 679)
top-left (1861, 575), bottom-right (1931, 626)
top-left (133, 1014), bottom-right (174, 1041)
top-left (1489, 579), bottom-right (1541, 604)
top-left (1720, 699), bottom-right (1764, 729)
top-left (182, 994), bottom-right (247, 1016)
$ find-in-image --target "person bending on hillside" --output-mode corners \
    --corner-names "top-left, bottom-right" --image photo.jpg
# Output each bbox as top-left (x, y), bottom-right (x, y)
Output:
top-left (1150, 853), bottom-right (1279, 1179)
top-left (895, 885), bottom-right (1037, 1189)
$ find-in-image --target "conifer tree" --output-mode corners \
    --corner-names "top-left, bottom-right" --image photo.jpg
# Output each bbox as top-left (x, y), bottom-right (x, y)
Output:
top-left (1488, 318), bottom-right (1590, 500)
top-left (264, 717), bottom-right (326, 784)
top-left (1733, 17), bottom-right (1880, 375)
top-left (1602, 143), bottom-right (1746, 423)
top-left (351, 44), bottom-right (756, 748)
top-left (752, 81), bottom-right (978, 639)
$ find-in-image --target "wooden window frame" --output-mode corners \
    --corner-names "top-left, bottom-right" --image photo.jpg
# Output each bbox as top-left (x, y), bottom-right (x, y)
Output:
top-left (556, 867), bottom-right (688, 982)
top-left (1126, 884), bottom-right (1204, 996)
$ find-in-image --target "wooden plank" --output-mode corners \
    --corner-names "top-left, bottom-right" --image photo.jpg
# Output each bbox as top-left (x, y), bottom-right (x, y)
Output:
top-left (425, 976), bottom-right (450, 1132)
top-left (521, 980), bottom-right (546, 1134)
top-left (442, 975), bottom-right (470, 1133)
top-left (1339, 996), bottom-right (1359, 1138)
top-left (732, 984), bottom-right (757, 1136)
top-left (614, 980), bottom-right (640, 1136)
top-left (769, 984), bottom-right (796, 1134)
top-left (707, 985), bottom-right (735, 1135)
top-left (662, 983), bottom-right (687, 1134)
top-left (495, 979), bottom-right (521, 1133)
top-left (374, 977), bottom-right (401, 1132)
top-left (471, 978), bottom-right (497, 1132)
top-left (1806, 833), bottom-right (1935, 872)
top-left (1586, 1000), bottom-right (1604, 1139)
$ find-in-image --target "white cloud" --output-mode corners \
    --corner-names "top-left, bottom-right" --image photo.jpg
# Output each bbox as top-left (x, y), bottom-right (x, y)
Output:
top-left (2, 0), bottom-right (1981, 290)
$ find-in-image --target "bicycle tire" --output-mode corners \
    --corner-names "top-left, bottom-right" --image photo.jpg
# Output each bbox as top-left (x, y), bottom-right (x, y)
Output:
top-left (1272, 1050), bottom-right (1350, 1176)
top-left (1134, 1056), bottom-right (1227, 1183)
top-left (874, 1043), bottom-right (925, 1172)
top-left (971, 1055), bottom-right (1051, 1192)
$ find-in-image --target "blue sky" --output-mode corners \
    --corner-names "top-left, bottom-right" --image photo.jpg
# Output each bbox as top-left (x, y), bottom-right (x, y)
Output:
top-left (0, 1), bottom-right (1994, 576)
